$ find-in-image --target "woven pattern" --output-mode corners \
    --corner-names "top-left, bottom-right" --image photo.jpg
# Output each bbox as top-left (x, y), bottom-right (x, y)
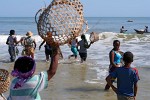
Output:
top-left (0, 69), bottom-right (10, 93)
top-left (90, 32), bottom-right (99, 42)
top-left (36, 0), bottom-right (88, 45)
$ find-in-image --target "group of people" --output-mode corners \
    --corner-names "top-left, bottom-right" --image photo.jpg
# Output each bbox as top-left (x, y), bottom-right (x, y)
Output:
top-left (0, 30), bottom-right (140, 100)
top-left (68, 34), bottom-right (93, 63)
top-left (120, 26), bottom-right (149, 33)
top-left (6, 30), bottom-right (36, 62)
top-left (105, 40), bottom-right (140, 100)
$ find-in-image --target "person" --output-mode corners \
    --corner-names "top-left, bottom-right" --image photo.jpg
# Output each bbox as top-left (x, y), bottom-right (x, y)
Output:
top-left (39, 32), bottom-right (53, 62)
top-left (68, 34), bottom-right (78, 59)
top-left (8, 43), bottom-right (59, 100)
top-left (77, 34), bottom-right (93, 63)
top-left (120, 26), bottom-right (127, 33)
top-left (6, 30), bottom-right (18, 62)
top-left (105, 40), bottom-right (123, 90)
top-left (23, 31), bottom-right (36, 59)
top-left (0, 69), bottom-right (10, 100)
top-left (106, 51), bottom-right (140, 100)
top-left (144, 26), bottom-right (148, 33)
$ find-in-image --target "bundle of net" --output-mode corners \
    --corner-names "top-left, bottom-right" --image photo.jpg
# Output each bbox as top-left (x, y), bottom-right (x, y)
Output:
top-left (36, 0), bottom-right (88, 47)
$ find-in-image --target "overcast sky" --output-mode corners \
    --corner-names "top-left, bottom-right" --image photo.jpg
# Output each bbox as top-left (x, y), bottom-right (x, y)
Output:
top-left (0, 0), bottom-right (150, 17)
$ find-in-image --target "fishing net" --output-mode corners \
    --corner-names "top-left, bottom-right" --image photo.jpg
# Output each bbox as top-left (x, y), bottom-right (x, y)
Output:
top-left (35, 0), bottom-right (88, 45)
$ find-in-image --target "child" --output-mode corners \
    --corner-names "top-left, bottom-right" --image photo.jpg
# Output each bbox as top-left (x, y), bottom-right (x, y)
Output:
top-left (6, 30), bottom-right (18, 62)
top-left (68, 34), bottom-right (78, 59)
top-left (77, 34), bottom-right (93, 63)
top-left (39, 32), bottom-right (53, 62)
top-left (105, 40), bottom-right (123, 90)
top-left (8, 44), bottom-right (59, 100)
top-left (106, 51), bottom-right (140, 100)
top-left (0, 69), bottom-right (10, 100)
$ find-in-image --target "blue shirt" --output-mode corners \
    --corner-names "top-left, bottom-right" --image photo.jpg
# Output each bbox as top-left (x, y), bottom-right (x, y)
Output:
top-left (110, 67), bottom-right (139, 96)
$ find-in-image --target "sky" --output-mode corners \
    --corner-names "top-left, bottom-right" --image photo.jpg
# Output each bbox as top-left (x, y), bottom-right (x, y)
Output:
top-left (0, 0), bottom-right (150, 17)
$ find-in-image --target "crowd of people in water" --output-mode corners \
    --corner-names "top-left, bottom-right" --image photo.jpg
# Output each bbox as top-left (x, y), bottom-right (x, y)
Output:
top-left (0, 29), bottom-right (140, 100)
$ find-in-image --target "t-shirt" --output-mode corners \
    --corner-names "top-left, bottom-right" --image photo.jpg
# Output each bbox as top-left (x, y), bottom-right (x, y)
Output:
top-left (110, 67), bottom-right (139, 97)
top-left (71, 39), bottom-right (77, 47)
top-left (78, 40), bottom-right (87, 53)
top-left (8, 71), bottom-right (48, 100)
top-left (7, 35), bottom-right (17, 47)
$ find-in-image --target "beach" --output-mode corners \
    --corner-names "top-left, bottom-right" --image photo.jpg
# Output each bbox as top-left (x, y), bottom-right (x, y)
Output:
top-left (0, 17), bottom-right (150, 100)
top-left (2, 58), bottom-right (150, 100)
top-left (1, 39), bottom-right (150, 100)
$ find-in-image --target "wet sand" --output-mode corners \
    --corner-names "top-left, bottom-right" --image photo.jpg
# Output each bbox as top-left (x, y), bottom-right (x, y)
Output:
top-left (1, 60), bottom-right (150, 100)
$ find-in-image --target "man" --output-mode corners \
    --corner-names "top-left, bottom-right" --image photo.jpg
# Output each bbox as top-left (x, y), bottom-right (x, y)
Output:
top-left (120, 26), bottom-right (127, 33)
top-left (106, 51), bottom-right (139, 100)
top-left (6, 30), bottom-right (18, 62)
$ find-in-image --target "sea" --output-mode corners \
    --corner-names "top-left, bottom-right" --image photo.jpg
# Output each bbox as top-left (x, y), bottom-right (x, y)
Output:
top-left (0, 17), bottom-right (150, 100)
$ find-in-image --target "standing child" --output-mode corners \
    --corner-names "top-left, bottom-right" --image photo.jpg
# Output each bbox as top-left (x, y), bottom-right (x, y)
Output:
top-left (6, 30), bottom-right (18, 62)
top-left (8, 43), bottom-right (59, 100)
top-left (106, 51), bottom-right (140, 100)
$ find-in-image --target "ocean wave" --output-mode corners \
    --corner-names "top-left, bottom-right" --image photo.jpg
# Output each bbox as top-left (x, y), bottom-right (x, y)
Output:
top-left (0, 32), bottom-right (150, 45)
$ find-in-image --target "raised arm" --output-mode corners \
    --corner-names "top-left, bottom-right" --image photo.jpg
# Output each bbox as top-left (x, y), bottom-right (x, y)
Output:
top-left (47, 47), bottom-right (59, 81)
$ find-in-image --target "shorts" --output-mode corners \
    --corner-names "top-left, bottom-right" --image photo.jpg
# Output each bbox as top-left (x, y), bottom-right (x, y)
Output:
top-left (117, 95), bottom-right (135, 100)
top-left (109, 65), bottom-right (116, 73)
top-left (79, 52), bottom-right (87, 61)
top-left (71, 46), bottom-right (78, 56)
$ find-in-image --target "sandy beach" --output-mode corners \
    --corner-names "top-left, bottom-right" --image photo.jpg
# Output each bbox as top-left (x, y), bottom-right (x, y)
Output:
top-left (2, 59), bottom-right (150, 100)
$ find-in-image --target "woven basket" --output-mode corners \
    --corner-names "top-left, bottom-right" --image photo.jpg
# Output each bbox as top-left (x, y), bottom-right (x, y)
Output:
top-left (35, 0), bottom-right (88, 45)
top-left (89, 32), bottom-right (99, 42)
top-left (0, 69), bottom-right (10, 93)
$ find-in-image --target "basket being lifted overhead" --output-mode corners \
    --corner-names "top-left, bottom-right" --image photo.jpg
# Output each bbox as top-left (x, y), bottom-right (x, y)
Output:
top-left (35, 0), bottom-right (88, 45)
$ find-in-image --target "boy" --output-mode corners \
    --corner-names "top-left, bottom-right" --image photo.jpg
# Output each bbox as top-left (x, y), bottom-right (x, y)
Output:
top-left (106, 51), bottom-right (139, 100)
top-left (6, 30), bottom-right (18, 62)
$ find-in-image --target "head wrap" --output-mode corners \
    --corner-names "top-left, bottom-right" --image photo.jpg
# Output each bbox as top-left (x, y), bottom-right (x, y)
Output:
top-left (11, 57), bottom-right (36, 89)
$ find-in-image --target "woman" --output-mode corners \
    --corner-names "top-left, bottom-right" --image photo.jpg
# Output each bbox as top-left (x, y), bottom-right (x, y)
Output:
top-left (105, 40), bottom-right (123, 90)
top-left (8, 43), bottom-right (59, 100)
top-left (77, 34), bottom-right (93, 63)
top-left (23, 31), bottom-right (36, 59)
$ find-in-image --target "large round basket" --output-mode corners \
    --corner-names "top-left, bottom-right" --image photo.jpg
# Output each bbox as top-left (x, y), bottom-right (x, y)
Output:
top-left (35, 0), bottom-right (88, 45)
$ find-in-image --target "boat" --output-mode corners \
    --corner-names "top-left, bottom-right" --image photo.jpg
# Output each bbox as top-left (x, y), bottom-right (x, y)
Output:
top-left (127, 20), bottom-right (133, 22)
top-left (134, 29), bottom-right (150, 34)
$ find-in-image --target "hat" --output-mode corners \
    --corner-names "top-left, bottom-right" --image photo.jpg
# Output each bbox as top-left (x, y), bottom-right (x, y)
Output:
top-left (26, 31), bottom-right (33, 36)
top-left (0, 69), bottom-right (10, 93)
top-left (9, 30), bottom-right (15, 35)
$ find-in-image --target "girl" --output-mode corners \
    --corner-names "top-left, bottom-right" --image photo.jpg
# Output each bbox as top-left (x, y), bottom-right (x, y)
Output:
top-left (77, 34), bottom-right (93, 63)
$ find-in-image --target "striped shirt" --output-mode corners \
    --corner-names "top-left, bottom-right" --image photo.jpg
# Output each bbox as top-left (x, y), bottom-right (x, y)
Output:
top-left (8, 71), bottom-right (48, 100)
